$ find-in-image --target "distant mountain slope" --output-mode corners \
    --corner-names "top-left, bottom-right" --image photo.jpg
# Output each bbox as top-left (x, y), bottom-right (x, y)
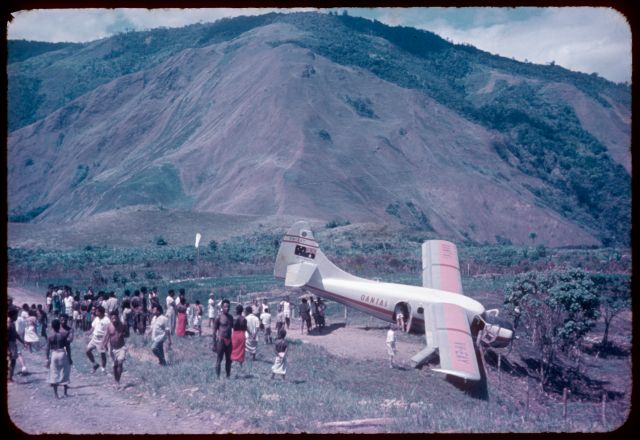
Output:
top-left (7, 40), bottom-right (82, 64)
top-left (7, 12), bottom-right (630, 246)
top-left (7, 14), bottom-right (277, 132)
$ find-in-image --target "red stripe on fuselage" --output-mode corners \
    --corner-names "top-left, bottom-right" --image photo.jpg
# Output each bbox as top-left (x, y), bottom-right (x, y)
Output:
top-left (283, 234), bottom-right (319, 249)
top-left (305, 285), bottom-right (393, 321)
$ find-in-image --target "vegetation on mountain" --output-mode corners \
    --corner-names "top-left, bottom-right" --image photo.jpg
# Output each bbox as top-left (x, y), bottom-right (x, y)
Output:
top-left (7, 12), bottom-right (630, 245)
top-left (8, 14), bottom-right (276, 131)
top-left (7, 40), bottom-right (81, 63)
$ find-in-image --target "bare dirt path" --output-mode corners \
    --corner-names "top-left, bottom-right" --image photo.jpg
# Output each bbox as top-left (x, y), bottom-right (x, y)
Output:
top-left (290, 321), bottom-right (423, 365)
top-left (7, 286), bottom-right (245, 435)
top-left (7, 286), bottom-right (423, 434)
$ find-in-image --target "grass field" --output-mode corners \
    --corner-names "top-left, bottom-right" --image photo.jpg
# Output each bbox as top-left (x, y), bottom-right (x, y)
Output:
top-left (55, 312), bottom-right (627, 433)
top-left (7, 224), bottom-right (631, 433)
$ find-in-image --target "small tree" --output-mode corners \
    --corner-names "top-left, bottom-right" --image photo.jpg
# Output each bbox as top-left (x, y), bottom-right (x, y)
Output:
top-left (504, 269), bottom-right (600, 388)
top-left (591, 274), bottom-right (630, 347)
top-left (208, 240), bottom-right (218, 252)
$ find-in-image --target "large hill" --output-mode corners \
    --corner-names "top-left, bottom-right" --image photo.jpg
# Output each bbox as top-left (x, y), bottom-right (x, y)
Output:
top-left (7, 12), bottom-right (631, 246)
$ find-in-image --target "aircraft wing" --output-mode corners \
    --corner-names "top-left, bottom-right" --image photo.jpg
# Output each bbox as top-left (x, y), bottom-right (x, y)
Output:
top-left (431, 302), bottom-right (480, 381)
top-left (422, 240), bottom-right (463, 294)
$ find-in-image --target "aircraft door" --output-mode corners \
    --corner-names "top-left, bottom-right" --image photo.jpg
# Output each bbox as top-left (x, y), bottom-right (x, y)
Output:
top-left (393, 302), bottom-right (411, 332)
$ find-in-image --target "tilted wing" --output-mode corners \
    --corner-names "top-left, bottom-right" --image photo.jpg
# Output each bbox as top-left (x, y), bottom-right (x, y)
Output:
top-left (431, 302), bottom-right (480, 381)
top-left (422, 240), bottom-right (463, 294)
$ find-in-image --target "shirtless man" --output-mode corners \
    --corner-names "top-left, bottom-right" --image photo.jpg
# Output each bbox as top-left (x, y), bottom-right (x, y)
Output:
top-left (8, 308), bottom-right (25, 382)
top-left (212, 299), bottom-right (233, 379)
top-left (102, 310), bottom-right (129, 388)
top-left (59, 313), bottom-right (75, 365)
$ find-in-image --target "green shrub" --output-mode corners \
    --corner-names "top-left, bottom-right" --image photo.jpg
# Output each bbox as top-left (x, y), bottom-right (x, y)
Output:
top-left (325, 218), bottom-right (351, 229)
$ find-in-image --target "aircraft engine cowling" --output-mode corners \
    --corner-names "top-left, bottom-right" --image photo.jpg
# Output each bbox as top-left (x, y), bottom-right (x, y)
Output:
top-left (477, 311), bottom-right (514, 348)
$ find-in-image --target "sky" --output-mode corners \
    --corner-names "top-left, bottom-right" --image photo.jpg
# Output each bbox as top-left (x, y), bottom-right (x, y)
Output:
top-left (7, 7), bottom-right (632, 84)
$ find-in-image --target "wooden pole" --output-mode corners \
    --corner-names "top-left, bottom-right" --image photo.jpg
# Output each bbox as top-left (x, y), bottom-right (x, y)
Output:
top-left (524, 380), bottom-right (530, 421)
top-left (601, 392), bottom-right (607, 427)
top-left (196, 247), bottom-right (200, 278)
top-left (563, 387), bottom-right (568, 426)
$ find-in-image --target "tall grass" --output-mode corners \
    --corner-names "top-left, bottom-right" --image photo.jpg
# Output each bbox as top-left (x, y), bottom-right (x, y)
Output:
top-left (67, 325), bottom-right (625, 433)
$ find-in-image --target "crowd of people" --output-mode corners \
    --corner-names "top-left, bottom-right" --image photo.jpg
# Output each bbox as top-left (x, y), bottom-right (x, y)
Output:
top-left (7, 286), bottom-right (304, 397)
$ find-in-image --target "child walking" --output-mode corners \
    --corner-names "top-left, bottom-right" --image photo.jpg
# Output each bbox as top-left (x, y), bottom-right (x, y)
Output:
top-left (386, 324), bottom-right (397, 369)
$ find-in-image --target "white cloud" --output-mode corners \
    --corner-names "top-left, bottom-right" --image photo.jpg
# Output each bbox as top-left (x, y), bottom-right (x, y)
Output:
top-left (8, 7), bottom-right (631, 83)
top-left (415, 7), bottom-right (631, 83)
top-left (7, 8), bottom-right (310, 43)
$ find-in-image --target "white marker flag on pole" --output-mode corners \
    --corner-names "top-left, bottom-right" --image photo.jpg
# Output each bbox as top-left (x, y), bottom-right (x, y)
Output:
top-left (195, 233), bottom-right (201, 249)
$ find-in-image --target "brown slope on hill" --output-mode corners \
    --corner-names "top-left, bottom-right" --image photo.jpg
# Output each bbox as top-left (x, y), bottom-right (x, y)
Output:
top-left (8, 23), bottom-right (599, 246)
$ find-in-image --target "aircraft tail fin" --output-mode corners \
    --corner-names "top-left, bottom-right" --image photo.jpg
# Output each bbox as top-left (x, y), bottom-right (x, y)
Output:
top-left (274, 221), bottom-right (355, 282)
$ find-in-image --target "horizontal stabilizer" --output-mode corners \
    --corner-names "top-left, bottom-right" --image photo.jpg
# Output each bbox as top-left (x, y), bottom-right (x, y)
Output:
top-left (284, 261), bottom-right (317, 288)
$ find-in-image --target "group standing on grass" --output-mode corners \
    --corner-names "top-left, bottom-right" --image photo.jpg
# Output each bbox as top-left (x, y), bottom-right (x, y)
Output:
top-left (11, 285), bottom-right (418, 405)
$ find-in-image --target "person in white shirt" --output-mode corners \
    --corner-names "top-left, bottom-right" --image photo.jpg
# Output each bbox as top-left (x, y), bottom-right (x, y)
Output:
top-left (245, 306), bottom-right (260, 361)
top-left (207, 294), bottom-right (216, 328)
top-left (260, 307), bottom-right (272, 344)
top-left (280, 297), bottom-right (291, 330)
top-left (14, 304), bottom-right (29, 374)
top-left (386, 324), bottom-right (398, 369)
top-left (165, 290), bottom-right (176, 335)
top-left (85, 305), bottom-right (110, 372)
top-left (64, 293), bottom-right (75, 317)
top-left (105, 292), bottom-right (119, 315)
top-left (395, 308), bottom-right (406, 333)
top-left (149, 305), bottom-right (172, 366)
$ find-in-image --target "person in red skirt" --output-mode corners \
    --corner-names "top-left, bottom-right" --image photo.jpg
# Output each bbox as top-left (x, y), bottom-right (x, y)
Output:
top-left (175, 300), bottom-right (188, 337)
top-left (230, 304), bottom-right (247, 377)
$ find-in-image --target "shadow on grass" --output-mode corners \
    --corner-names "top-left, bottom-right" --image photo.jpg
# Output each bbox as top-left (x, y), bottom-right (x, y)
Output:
top-left (445, 345), bottom-right (489, 400)
top-left (483, 349), bottom-right (529, 377)
top-left (69, 383), bottom-right (102, 390)
top-left (234, 373), bottom-right (257, 380)
top-left (66, 391), bottom-right (98, 397)
top-left (303, 322), bottom-right (346, 336)
top-left (362, 324), bottom-right (390, 331)
top-left (583, 342), bottom-right (630, 358)
top-left (520, 356), bottom-right (625, 401)
top-left (16, 377), bottom-right (45, 385)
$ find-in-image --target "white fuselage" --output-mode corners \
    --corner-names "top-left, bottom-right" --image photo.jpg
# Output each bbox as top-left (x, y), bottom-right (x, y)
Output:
top-left (304, 275), bottom-right (485, 328)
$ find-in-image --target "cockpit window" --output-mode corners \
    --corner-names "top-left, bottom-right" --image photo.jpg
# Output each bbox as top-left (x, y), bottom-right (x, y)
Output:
top-left (482, 313), bottom-right (514, 330)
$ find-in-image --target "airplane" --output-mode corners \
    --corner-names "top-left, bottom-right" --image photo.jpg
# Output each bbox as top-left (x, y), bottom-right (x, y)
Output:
top-left (274, 221), bottom-right (514, 381)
